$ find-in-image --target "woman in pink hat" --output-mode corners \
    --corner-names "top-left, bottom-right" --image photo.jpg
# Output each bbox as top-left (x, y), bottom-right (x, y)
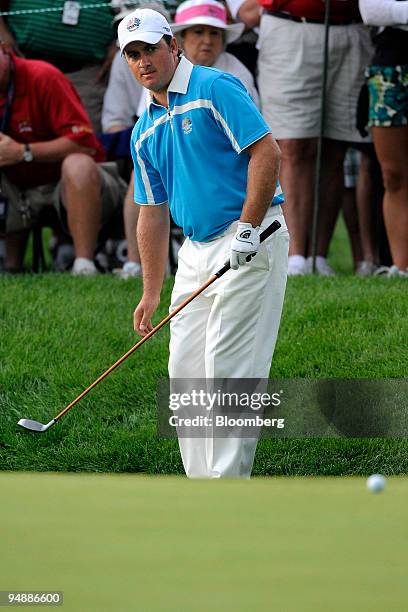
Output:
top-left (172, 0), bottom-right (259, 106)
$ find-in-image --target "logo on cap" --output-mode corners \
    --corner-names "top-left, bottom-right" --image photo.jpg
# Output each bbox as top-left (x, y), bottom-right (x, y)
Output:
top-left (127, 17), bottom-right (141, 31)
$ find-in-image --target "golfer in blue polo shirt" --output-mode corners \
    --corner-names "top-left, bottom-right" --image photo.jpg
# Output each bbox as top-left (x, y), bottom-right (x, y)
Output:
top-left (118, 7), bottom-right (289, 479)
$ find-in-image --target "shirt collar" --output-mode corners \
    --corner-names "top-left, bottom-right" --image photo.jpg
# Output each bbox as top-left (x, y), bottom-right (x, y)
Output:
top-left (147, 55), bottom-right (194, 117)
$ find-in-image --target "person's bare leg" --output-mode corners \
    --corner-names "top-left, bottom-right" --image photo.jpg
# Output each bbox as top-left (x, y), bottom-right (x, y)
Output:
top-left (5, 230), bottom-right (30, 271)
top-left (278, 138), bottom-right (317, 256)
top-left (315, 139), bottom-right (348, 257)
top-left (60, 153), bottom-right (102, 260)
top-left (342, 187), bottom-right (363, 269)
top-left (356, 150), bottom-right (379, 265)
top-left (372, 126), bottom-right (408, 270)
top-left (124, 171), bottom-right (140, 264)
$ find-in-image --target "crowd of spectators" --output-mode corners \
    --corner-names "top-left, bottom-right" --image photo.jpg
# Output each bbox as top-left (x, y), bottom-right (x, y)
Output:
top-left (0, 0), bottom-right (406, 277)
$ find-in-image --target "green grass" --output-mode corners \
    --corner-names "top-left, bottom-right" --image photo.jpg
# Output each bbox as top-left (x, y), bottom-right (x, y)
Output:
top-left (1, 266), bottom-right (407, 474)
top-left (328, 213), bottom-right (354, 274)
top-left (1, 215), bottom-right (407, 475)
top-left (1, 473), bottom-right (407, 612)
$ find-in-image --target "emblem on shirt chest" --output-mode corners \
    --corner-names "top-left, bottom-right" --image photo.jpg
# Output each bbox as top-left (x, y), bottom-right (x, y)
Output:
top-left (18, 120), bottom-right (33, 134)
top-left (182, 117), bottom-right (192, 135)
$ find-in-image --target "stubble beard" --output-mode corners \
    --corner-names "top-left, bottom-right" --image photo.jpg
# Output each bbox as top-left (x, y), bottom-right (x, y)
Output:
top-left (148, 56), bottom-right (180, 102)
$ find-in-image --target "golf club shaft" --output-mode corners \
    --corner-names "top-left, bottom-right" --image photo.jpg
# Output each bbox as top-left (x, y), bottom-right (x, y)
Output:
top-left (54, 275), bottom-right (216, 421)
top-left (53, 219), bottom-right (281, 423)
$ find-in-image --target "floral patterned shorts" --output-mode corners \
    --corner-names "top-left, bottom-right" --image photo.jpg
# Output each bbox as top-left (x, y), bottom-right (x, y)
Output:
top-left (366, 64), bottom-right (408, 127)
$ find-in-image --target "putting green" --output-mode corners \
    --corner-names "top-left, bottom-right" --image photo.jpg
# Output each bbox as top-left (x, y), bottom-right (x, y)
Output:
top-left (1, 473), bottom-right (407, 611)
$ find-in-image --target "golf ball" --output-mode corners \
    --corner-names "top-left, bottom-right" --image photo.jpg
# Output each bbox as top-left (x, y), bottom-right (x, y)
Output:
top-left (366, 474), bottom-right (386, 493)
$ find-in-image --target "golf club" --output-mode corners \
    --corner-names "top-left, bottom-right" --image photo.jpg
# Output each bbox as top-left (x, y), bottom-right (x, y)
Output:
top-left (18, 219), bottom-right (282, 433)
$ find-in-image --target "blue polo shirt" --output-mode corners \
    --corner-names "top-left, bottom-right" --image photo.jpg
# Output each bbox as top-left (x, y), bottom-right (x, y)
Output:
top-left (131, 56), bottom-right (284, 242)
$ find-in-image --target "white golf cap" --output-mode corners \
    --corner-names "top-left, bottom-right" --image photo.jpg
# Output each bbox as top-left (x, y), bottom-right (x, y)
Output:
top-left (118, 8), bottom-right (173, 54)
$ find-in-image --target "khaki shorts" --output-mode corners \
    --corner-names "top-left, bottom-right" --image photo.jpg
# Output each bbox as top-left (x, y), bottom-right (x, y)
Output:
top-left (4, 162), bottom-right (126, 234)
top-left (258, 17), bottom-right (373, 142)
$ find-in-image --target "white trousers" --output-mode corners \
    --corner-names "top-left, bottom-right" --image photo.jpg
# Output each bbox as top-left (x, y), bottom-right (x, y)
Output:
top-left (168, 207), bottom-right (289, 478)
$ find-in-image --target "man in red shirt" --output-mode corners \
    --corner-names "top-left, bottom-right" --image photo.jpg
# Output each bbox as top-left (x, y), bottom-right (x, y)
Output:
top-left (0, 43), bottom-right (125, 274)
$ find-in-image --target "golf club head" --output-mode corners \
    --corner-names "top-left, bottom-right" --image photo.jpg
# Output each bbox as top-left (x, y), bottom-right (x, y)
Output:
top-left (17, 418), bottom-right (56, 433)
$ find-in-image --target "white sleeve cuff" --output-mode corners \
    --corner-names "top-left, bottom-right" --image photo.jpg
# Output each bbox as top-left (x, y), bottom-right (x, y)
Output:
top-left (392, 2), bottom-right (408, 24)
top-left (359, 0), bottom-right (408, 26)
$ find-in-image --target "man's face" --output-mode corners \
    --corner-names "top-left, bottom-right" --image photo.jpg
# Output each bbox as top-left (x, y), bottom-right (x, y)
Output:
top-left (124, 37), bottom-right (179, 94)
top-left (182, 26), bottom-right (223, 67)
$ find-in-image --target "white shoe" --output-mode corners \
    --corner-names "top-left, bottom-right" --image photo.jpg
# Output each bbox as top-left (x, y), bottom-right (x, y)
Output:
top-left (288, 255), bottom-right (307, 276)
top-left (112, 261), bottom-right (142, 279)
top-left (71, 257), bottom-right (98, 276)
top-left (356, 261), bottom-right (378, 277)
top-left (306, 256), bottom-right (336, 276)
top-left (374, 265), bottom-right (408, 278)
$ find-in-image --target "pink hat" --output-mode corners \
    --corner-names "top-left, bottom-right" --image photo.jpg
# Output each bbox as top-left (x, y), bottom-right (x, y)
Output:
top-left (172, 0), bottom-right (244, 44)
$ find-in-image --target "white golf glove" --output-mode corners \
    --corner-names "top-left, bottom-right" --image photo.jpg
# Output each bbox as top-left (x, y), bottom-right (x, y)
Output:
top-left (230, 222), bottom-right (261, 270)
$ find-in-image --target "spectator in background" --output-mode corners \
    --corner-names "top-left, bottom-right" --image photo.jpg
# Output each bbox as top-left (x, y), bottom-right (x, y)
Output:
top-left (342, 146), bottom-right (384, 275)
top-left (224, 0), bottom-right (261, 78)
top-left (343, 143), bottom-right (391, 276)
top-left (0, 1), bottom-right (15, 49)
top-left (0, 44), bottom-right (125, 274)
top-left (239, 0), bottom-right (373, 275)
top-left (172, 0), bottom-right (259, 106)
top-left (359, 0), bottom-right (408, 277)
top-left (0, 1), bottom-right (116, 132)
